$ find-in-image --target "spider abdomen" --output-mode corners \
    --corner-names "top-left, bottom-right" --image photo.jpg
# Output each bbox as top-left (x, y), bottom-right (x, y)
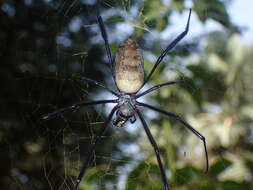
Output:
top-left (115, 39), bottom-right (144, 93)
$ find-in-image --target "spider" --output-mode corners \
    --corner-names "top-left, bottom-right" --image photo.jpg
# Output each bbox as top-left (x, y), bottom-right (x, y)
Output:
top-left (40, 6), bottom-right (208, 190)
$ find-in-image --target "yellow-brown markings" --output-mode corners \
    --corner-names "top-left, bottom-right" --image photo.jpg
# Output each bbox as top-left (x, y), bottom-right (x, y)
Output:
top-left (115, 39), bottom-right (144, 93)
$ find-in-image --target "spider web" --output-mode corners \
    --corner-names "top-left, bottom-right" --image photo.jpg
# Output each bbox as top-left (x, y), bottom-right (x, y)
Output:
top-left (8, 2), bottom-right (141, 189)
top-left (1, 0), bottom-right (252, 190)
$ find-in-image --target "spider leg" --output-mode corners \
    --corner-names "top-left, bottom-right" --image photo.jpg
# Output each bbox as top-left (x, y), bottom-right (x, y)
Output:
top-left (143, 9), bottom-right (191, 86)
top-left (136, 110), bottom-right (170, 190)
top-left (136, 102), bottom-right (209, 173)
top-left (74, 105), bottom-right (118, 190)
top-left (136, 81), bottom-right (180, 98)
top-left (40, 99), bottom-right (117, 120)
top-left (75, 75), bottom-right (119, 96)
top-left (96, 3), bottom-right (115, 81)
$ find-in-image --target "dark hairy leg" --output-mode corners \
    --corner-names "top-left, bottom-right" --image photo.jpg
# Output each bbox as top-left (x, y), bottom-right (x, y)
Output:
top-left (136, 81), bottom-right (180, 98)
top-left (74, 105), bottom-right (118, 190)
top-left (96, 1), bottom-right (115, 80)
top-left (136, 110), bottom-right (170, 190)
top-left (75, 75), bottom-right (119, 96)
top-left (143, 9), bottom-right (191, 86)
top-left (136, 102), bottom-right (209, 173)
top-left (40, 99), bottom-right (117, 120)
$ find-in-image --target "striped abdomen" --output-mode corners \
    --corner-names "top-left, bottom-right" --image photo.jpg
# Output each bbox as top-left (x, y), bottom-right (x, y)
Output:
top-left (115, 39), bottom-right (144, 94)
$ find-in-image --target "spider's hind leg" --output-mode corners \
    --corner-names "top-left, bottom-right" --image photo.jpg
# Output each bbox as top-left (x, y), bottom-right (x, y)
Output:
top-left (74, 105), bottom-right (118, 190)
top-left (136, 101), bottom-right (209, 173)
top-left (136, 110), bottom-right (170, 190)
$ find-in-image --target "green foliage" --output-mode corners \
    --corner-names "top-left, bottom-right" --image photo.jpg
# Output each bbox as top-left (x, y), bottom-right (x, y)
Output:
top-left (126, 161), bottom-right (161, 190)
top-left (174, 165), bottom-right (202, 186)
top-left (193, 0), bottom-right (239, 32)
top-left (179, 76), bottom-right (203, 109)
top-left (220, 181), bottom-right (252, 190)
top-left (141, 0), bottom-right (171, 31)
top-left (209, 159), bottom-right (232, 177)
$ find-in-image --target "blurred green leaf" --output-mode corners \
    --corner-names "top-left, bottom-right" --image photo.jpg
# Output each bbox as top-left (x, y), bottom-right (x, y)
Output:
top-left (221, 180), bottom-right (251, 190)
top-left (209, 158), bottom-right (232, 177)
top-left (107, 15), bottom-right (125, 23)
top-left (142, 0), bottom-right (171, 31)
top-left (126, 161), bottom-right (161, 190)
top-left (179, 76), bottom-right (203, 109)
top-left (174, 165), bottom-right (202, 186)
top-left (193, 0), bottom-right (239, 32)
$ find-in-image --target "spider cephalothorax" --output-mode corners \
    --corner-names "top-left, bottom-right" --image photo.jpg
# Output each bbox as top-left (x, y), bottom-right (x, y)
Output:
top-left (40, 7), bottom-right (209, 190)
top-left (113, 94), bottom-right (137, 127)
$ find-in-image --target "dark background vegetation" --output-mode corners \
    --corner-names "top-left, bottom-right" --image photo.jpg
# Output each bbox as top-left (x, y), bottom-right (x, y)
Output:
top-left (0, 0), bottom-right (253, 189)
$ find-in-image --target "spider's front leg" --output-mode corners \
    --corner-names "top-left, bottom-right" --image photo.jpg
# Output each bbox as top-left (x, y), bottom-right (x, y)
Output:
top-left (143, 9), bottom-right (192, 86)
